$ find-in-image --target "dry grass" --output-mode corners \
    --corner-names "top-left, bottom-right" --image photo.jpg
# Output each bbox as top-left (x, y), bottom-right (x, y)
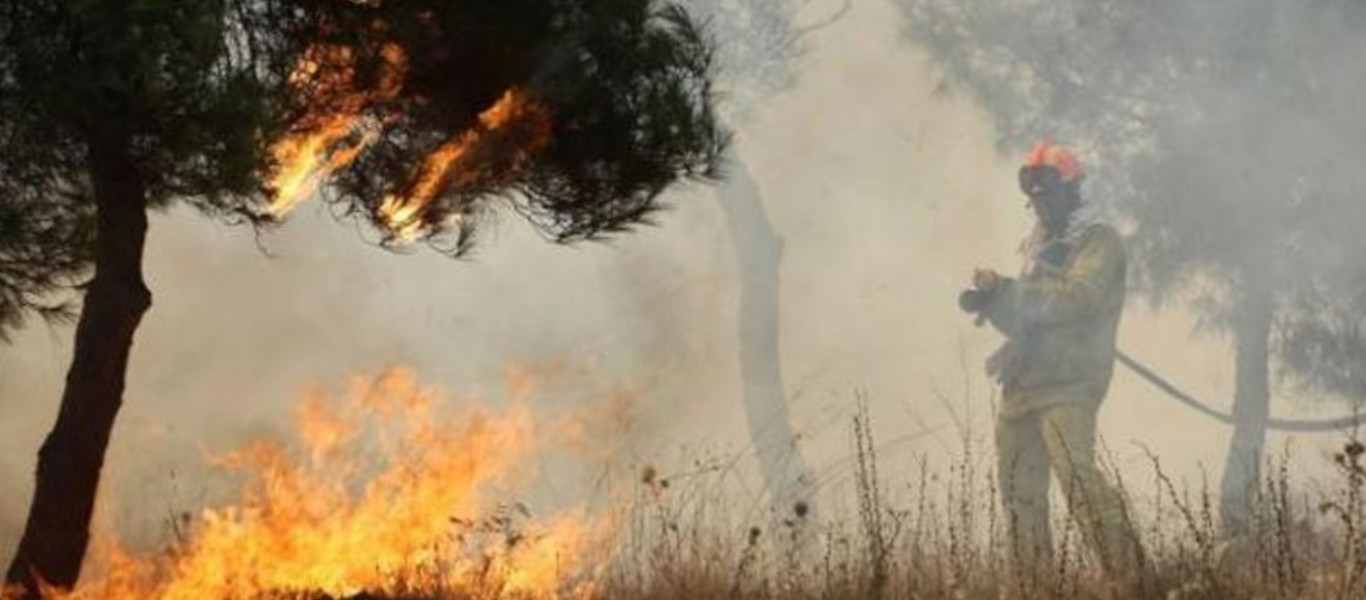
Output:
top-left (588, 410), bottom-right (1366, 600)
top-left (49, 409), bottom-right (1366, 600)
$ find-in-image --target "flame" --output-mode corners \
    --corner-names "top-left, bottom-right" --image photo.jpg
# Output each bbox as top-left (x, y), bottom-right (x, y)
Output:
top-left (378, 89), bottom-right (552, 242)
top-left (44, 369), bottom-right (612, 600)
top-left (267, 43), bottom-right (407, 217)
top-left (267, 114), bottom-right (374, 217)
top-left (265, 41), bottom-right (553, 244)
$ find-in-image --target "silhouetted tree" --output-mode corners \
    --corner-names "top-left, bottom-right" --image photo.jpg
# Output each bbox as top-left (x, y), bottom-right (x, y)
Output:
top-left (894, 0), bottom-right (1366, 535)
top-left (0, 1), bottom-right (725, 596)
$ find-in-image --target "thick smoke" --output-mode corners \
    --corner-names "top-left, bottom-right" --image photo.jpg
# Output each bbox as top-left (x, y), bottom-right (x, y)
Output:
top-left (4, 0), bottom-right (1358, 562)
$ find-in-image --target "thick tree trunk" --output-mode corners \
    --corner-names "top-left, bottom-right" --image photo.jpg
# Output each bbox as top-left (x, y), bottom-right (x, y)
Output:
top-left (5, 137), bottom-right (151, 597)
top-left (1217, 278), bottom-right (1273, 536)
top-left (716, 153), bottom-right (819, 530)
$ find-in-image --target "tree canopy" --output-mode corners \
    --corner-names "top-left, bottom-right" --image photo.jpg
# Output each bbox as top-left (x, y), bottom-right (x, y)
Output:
top-left (272, 0), bottom-right (728, 251)
top-left (1, 0), bottom-right (727, 254)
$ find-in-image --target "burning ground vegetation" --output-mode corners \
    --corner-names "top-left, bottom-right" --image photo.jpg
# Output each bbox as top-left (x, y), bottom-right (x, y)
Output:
top-left (4, 370), bottom-right (1366, 600)
top-left (5, 369), bottom-right (614, 600)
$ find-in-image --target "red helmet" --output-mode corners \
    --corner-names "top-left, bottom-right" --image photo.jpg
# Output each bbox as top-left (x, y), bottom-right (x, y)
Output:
top-left (1023, 142), bottom-right (1084, 181)
top-left (1019, 142), bottom-right (1084, 197)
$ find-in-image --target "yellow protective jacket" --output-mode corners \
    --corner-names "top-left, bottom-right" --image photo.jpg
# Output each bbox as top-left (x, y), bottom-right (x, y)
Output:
top-left (982, 223), bottom-right (1127, 420)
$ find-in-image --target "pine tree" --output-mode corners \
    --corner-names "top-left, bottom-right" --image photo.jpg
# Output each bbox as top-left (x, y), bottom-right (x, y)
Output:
top-left (0, 1), bottom-right (725, 595)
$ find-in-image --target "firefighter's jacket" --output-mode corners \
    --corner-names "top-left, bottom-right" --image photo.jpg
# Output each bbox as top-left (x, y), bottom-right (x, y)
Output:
top-left (981, 223), bottom-right (1127, 420)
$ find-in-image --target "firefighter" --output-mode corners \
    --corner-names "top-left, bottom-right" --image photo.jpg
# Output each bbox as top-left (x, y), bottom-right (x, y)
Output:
top-left (960, 142), bottom-right (1143, 576)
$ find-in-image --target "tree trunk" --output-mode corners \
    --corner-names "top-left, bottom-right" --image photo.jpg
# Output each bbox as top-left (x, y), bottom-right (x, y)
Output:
top-left (1217, 277), bottom-right (1273, 536)
top-left (716, 153), bottom-right (819, 530)
top-left (5, 136), bottom-right (152, 597)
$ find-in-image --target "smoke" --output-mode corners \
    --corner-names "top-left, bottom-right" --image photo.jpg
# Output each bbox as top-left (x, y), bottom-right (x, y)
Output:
top-left (3, 0), bottom-right (1357, 564)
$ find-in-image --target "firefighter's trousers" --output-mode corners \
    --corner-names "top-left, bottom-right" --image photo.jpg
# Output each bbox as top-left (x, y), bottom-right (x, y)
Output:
top-left (995, 402), bottom-right (1143, 574)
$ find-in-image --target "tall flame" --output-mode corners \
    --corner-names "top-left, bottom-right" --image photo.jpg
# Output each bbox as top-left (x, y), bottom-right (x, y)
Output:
top-left (265, 43), bottom-right (553, 244)
top-left (37, 369), bottom-right (611, 600)
top-left (267, 44), bottom-right (407, 217)
top-left (267, 115), bottom-right (378, 217)
top-left (378, 88), bottom-right (552, 242)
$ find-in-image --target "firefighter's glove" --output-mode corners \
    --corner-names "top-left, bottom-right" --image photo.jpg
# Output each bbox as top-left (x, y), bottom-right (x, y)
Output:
top-left (961, 268), bottom-right (1003, 315)
top-left (959, 288), bottom-right (991, 314)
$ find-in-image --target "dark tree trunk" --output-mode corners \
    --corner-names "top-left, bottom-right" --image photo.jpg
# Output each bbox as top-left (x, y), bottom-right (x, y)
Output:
top-left (716, 153), bottom-right (818, 528)
top-left (1218, 276), bottom-right (1273, 536)
top-left (5, 136), bottom-right (151, 597)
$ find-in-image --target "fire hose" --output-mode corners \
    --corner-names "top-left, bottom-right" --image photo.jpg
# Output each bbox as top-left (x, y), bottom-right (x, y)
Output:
top-left (1115, 349), bottom-right (1362, 433)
